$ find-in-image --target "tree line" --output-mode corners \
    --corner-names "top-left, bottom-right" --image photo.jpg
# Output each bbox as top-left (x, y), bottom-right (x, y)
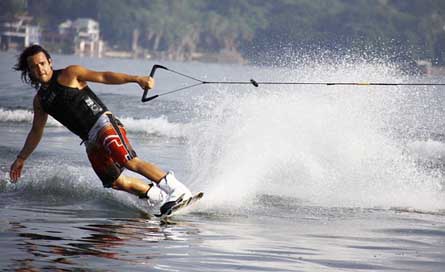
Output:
top-left (1, 0), bottom-right (445, 64)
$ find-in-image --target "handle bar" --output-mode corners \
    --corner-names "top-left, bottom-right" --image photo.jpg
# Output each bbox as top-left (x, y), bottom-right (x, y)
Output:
top-left (141, 64), bottom-right (168, 102)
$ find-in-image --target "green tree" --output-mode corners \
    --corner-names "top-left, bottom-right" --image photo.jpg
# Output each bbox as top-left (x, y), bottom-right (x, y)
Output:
top-left (4, 0), bottom-right (444, 64)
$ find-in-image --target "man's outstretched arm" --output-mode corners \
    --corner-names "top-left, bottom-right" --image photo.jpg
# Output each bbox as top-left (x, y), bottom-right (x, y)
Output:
top-left (61, 65), bottom-right (154, 90)
top-left (10, 96), bottom-right (48, 182)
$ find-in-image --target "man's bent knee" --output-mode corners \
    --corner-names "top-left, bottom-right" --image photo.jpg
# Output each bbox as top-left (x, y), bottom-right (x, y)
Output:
top-left (123, 157), bottom-right (141, 171)
top-left (110, 175), bottom-right (126, 190)
top-left (96, 168), bottom-right (122, 188)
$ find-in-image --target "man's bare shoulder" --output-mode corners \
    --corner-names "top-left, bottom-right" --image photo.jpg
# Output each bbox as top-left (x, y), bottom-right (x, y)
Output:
top-left (58, 65), bottom-right (89, 87)
top-left (62, 65), bottom-right (87, 77)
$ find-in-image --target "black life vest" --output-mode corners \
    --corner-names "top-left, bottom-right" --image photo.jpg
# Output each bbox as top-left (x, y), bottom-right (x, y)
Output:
top-left (37, 69), bottom-right (109, 140)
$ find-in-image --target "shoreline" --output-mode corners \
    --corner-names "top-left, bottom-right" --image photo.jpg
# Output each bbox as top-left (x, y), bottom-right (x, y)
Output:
top-left (3, 49), bottom-right (445, 76)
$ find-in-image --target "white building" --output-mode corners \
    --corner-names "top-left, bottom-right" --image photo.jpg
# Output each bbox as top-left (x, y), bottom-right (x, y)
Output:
top-left (59, 18), bottom-right (104, 57)
top-left (0, 16), bottom-right (40, 50)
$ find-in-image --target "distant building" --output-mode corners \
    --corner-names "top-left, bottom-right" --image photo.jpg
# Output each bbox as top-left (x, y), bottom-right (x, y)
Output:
top-left (58, 18), bottom-right (104, 57)
top-left (0, 16), bottom-right (41, 51)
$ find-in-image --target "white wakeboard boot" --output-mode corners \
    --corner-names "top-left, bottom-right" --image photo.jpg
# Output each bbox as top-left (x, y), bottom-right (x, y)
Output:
top-left (157, 171), bottom-right (192, 214)
top-left (145, 183), bottom-right (167, 208)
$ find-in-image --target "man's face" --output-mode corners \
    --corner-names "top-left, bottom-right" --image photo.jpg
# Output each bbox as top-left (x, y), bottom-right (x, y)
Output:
top-left (27, 52), bottom-right (53, 85)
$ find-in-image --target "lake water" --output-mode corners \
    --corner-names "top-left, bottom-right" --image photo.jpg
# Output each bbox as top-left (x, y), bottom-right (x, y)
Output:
top-left (0, 51), bottom-right (444, 271)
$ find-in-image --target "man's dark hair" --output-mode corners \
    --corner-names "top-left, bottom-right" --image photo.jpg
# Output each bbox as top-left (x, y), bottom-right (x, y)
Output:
top-left (14, 44), bottom-right (52, 89)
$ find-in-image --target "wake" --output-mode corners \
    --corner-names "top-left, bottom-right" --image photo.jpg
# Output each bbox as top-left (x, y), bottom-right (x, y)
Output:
top-left (185, 60), bottom-right (445, 213)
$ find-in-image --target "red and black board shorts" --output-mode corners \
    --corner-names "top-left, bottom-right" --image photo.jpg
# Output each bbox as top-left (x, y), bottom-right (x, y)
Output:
top-left (86, 115), bottom-right (137, 187)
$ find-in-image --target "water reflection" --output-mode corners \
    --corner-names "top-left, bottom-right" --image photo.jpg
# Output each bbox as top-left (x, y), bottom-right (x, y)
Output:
top-left (6, 216), bottom-right (200, 271)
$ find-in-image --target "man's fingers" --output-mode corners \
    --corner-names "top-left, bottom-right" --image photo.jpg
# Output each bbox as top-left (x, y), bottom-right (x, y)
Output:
top-left (9, 162), bottom-right (22, 182)
top-left (10, 170), bottom-right (18, 182)
top-left (148, 77), bottom-right (155, 89)
top-left (137, 76), bottom-right (154, 90)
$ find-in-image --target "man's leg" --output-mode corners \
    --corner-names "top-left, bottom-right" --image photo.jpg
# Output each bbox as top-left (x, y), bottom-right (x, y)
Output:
top-left (124, 157), bottom-right (166, 183)
top-left (111, 174), bottom-right (151, 196)
top-left (87, 138), bottom-right (155, 198)
top-left (112, 175), bottom-right (166, 207)
top-left (97, 117), bottom-right (192, 207)
top-left (125, 157), bottom-right (192, 204)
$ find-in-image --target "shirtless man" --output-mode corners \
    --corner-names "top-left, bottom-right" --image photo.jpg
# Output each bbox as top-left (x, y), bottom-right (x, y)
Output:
top-left (9, 44), bottom-right (192, 213)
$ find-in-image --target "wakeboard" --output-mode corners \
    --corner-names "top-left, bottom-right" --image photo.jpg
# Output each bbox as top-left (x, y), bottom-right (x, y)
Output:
top-left (155, 192), bottom-right (204, 221)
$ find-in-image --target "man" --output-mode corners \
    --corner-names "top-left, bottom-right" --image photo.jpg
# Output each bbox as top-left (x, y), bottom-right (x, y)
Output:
top-left (9, 44), bottom-right (192, 214)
